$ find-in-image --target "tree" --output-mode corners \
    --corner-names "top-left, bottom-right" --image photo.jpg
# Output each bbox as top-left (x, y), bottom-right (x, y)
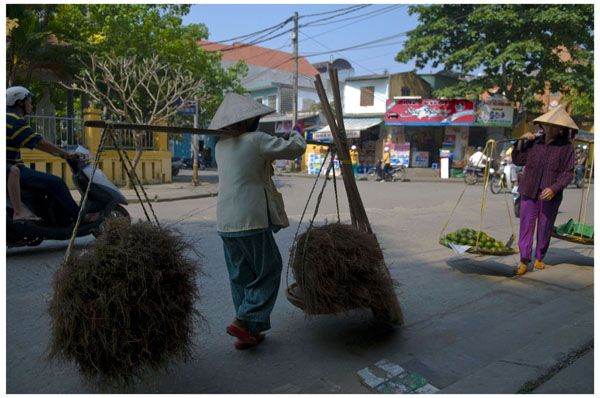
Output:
top-left (50, 4), bottom-right (247, 122)
top-left (6, 5), bottom-right (76, 87)
top-left (395, 4), bottom-right (593, 114)
top-left (67, 53), bottom-right (204, 173)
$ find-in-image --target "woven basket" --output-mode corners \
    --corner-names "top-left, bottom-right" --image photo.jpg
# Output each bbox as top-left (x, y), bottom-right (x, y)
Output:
top-left (551, 232), bottom-right (594, 246)
top-left (439, 239), bottom-right (517, 257)
top-left (286, 282), bottom-right (361, 314)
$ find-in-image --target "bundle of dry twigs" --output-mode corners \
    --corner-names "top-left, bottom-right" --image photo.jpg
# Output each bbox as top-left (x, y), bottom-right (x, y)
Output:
top-left (48, 218), bottom-right (200, 387)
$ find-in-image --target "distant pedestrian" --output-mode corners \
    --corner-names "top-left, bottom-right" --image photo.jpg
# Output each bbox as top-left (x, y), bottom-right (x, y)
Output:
top-left (575, 146), bottom-right (588, 182)
top-left (377, 146), bottom-right (392, 181)
top-left (350, 145), bottom-right (359, 176)
top-left (211, 93), bottom-right (306, 349)
top-left (512, 106), bottom-right (576, 275)
top-left (204, 147), bottom-right (212, 168)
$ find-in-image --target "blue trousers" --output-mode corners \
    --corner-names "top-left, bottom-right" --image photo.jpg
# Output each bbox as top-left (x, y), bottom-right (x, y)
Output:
top-left (16, 164), bottom-right (80, 222)
top-left (221, 230), bottom-right (283, 334)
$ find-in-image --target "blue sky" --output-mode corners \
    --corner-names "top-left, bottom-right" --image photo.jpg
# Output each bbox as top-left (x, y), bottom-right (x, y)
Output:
top-left (182, 4), bottom-right (441, 76)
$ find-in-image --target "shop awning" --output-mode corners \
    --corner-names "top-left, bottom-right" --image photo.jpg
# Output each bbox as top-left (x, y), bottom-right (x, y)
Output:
top-left (313, 117), bottom-right (382, 140)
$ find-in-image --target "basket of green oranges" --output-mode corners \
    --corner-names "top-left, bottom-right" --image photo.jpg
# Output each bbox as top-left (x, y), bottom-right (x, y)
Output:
top-left (440, 228), bottom-right (516, 256)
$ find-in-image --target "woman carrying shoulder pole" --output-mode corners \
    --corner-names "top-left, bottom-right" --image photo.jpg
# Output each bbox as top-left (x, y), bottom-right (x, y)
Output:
top-left (210, 93), bottom-right (307, 350)
top-left (511, 106), bottom-right (577, 275)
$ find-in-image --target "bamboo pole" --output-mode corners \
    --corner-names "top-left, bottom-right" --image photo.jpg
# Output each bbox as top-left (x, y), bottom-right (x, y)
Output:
top-left (314, 68), bottom-right (403, 325)
top-left (328, 65), bottom-right (372, 233)
top-left (314, 75), bottom-right (358, 229)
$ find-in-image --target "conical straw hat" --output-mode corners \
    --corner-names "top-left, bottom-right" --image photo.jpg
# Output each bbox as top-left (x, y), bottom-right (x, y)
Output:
top-left (533, 105), bottom-right (579, 130)
top-left (208, 92), bottom-right (275, 130)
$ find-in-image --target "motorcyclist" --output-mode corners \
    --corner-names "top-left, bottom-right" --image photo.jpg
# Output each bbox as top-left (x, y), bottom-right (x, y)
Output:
top-left (468, 146), bottom-right (488, 169)
top-left (6, 86), bottom-right (99, 224)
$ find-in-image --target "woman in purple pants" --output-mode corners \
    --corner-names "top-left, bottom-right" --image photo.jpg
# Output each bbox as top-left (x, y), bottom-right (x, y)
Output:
top-left (512, 106), bottom-right (577, 275)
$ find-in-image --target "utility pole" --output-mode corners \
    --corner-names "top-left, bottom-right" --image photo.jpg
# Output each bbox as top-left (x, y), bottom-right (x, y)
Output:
top-left (192, 96), bottom-right (199, 186)
top-left (291, 11), bottom-right (299, 173)
top-left (292, 11), bottom-right (299, 128)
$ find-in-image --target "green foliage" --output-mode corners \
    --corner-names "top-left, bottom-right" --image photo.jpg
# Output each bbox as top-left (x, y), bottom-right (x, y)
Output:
top-left (6, 5), bottom-right (77, 87)
top-left (7, 4), bottom-right (247, 122)
top-left (50, 4), bottom-right (247, 122)
top-left (396, 5), bottom-right (593, 115)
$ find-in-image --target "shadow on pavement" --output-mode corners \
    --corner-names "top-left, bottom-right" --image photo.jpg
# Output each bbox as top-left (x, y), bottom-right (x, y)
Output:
top-left (446, 257), bottom-right (516, 277)
top-left (303, 312), bottom-right (399, 353)
top-left (543, 247), bottom-right (594, 267)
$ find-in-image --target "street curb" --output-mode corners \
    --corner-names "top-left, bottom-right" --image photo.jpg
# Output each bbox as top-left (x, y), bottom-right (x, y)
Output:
top-left (126, 192), bottom-right (218, 204)
top-left (439, 312), bottom-right (593, 394)
top-left (275, 172), bottom-right (465, 184)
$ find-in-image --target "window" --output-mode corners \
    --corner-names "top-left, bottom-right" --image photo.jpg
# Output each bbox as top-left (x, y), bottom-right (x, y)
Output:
top-left (360, 86), bottom-right (375, 107)
top-left (267, 95), bottom-right (277, 110)
top-left (302, 98), bottom-right (315, 111)
top-left (256, 97), bottom-right (263, 104)
top-left (401, 86), bottom-right (411, 96)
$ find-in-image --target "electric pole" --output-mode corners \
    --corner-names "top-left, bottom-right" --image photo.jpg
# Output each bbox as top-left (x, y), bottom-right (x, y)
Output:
top-left (292, 11), bottom-right (299, 128)
top-left (192, 96), bottom-right (199, 186)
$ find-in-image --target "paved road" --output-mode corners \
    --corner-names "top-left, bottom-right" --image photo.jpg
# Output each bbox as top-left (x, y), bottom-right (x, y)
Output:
top-left (6, 178), bottom-right (593, 393)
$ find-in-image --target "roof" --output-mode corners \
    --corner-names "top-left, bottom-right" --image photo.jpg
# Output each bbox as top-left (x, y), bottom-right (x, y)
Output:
top-left (315, 117), bottom-right (382, 134)
top-left (345, 74), bottom-right (388, 82)
top-left (199, 40), bottom-right (318, 76)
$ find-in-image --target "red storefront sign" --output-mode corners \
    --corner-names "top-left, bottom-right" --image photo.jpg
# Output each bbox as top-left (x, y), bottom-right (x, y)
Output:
top-left (385, 99), bottom-right (474, 125)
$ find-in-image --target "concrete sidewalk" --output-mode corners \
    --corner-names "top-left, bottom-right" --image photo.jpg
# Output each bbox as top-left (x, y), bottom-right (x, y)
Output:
top-left (275, 170), bottom-right (466, 183)
top-left (70, 172), bottom-right (219, 203)
top-left (69, 168), bottom-right (468, 205)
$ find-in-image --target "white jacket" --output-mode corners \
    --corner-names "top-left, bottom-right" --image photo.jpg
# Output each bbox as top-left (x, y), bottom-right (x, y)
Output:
top-left (215, 131), bottom-right (307, 233)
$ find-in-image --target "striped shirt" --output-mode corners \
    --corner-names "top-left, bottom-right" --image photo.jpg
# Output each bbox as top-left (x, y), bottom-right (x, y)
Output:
top-left (6, 107), bottom-right (42, 165)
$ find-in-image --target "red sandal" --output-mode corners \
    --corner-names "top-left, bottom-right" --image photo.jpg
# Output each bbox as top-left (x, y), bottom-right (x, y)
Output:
top-left (226, 323), bottom-right (259, 344)
top-left (234, 334), bottom-right (265, 350)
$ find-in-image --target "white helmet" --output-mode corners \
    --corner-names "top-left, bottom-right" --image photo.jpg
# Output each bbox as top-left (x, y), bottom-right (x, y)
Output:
top-left (351, 145), bottom-right (357, 150)
top-left (384, 146), bottom-right (390, 152)
top-left (6, 86), bottom-right (32, 106)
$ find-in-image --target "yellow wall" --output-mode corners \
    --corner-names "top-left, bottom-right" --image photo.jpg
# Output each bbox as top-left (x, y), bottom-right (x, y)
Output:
top-left (19, 107), bottom-right (172, 189)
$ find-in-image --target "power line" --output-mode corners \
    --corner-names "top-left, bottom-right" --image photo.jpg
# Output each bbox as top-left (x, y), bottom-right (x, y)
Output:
top-left (306, 4), bottom-right (405, 37)
top-left (301, 4), bottom-right (404, 29)
top-left (298, 4), bottom-right (369, 19)
top-left (211, 16), bottom-right (293, 44)
top-left (298, 4), bottom-right (372, 27)
top-left (300, 31), bottom-right (408, 58)
top-left (298, 30), bottom-right (378, 75)
top-left (210, 5), bottom-right (371, 53)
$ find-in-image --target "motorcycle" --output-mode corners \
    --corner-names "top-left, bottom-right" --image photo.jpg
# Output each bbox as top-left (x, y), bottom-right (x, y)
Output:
top-left (7, 146), bottom-right (130, 248)
top-left (512, 167), bottom-right (524, 218)
top-left (367, 161), bottom-right (408, 182)
top-left (463, 164), bottom-right (487, 185)
top-left (572, 165), bottom-right (590, 189)
top-left (490, 160), bottom-right (511, 194)
top-left (171, 156), bottom-right (184, 176)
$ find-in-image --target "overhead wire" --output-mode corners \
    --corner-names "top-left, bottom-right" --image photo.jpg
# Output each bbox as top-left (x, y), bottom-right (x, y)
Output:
top-left (298, 4), bottom-right (369, 19)
top-left (307, 4), bottom-right (406, 37)
top-left (211, 16), bottom-right (293, 44)
top-left (298, 4), bottom-right (372, 27)
top-left (210, 4), bottom-right (372, 53)
top-left (300, 4), bottom-right (404, 28)
top-left (298, 30), bottom-right (379, 75)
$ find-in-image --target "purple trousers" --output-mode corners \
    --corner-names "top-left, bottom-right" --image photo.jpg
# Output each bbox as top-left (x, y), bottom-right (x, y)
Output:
top-left (519, 191), bottom-right (562, 263)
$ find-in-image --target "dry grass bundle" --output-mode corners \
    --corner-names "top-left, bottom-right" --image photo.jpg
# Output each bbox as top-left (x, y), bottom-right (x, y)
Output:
top-left (290, 223), bottom-right (398, 318)
top-left (48, 218), bottom-right (200, 387)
